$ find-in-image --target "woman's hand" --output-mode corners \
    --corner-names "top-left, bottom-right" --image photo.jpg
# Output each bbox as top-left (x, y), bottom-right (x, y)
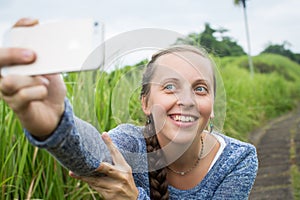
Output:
top-left (69, 133), bottom-right (139, 200)
top-left (0, 18), bottom-right (66, 139)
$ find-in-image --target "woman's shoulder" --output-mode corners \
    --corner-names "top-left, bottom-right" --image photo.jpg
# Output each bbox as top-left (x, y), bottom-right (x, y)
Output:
top-left (215, 132), bottom-right (256, 153)
top-left (213, 132), bottom-right (258, 167)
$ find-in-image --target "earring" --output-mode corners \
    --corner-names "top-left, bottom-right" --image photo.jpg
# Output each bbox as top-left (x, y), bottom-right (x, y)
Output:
top-left (146, 115), bottom-right (151, 125)
top-left (209, 120), bottom-right (214, 133)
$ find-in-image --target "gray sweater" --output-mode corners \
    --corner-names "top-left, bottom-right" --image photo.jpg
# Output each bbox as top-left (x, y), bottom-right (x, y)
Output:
top-left (25, 99), bottom-right (258, 199)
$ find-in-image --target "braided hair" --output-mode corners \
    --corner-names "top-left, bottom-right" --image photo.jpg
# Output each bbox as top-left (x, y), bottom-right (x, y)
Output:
top-left (140, 45), bottom-right (216, 199)
top-left (143, 114), bottom-right (169, 199)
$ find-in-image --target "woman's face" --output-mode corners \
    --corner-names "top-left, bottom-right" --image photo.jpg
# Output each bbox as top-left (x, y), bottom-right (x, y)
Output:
top-left (142, 51), bottom-right (214, 145)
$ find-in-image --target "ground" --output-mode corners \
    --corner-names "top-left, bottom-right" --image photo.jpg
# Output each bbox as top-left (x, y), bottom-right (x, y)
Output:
top-left (249, 106), bottom-right (300, 200)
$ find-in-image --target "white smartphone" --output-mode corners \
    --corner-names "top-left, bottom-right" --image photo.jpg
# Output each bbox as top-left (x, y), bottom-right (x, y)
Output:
top-left (1, 18), bottom-right (104, 76)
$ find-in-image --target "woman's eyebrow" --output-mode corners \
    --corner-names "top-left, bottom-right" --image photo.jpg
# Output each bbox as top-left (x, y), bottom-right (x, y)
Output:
top-left (192, 79), bottom-right (212, 89)
top-left (153, 77), bottom-right (180, 85)
top-left (193, 79), bottom-right (210, 84)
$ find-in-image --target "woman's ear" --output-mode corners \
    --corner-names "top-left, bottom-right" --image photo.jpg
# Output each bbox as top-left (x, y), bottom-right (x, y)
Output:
top-left (141, 95), bottom-right (151, 115)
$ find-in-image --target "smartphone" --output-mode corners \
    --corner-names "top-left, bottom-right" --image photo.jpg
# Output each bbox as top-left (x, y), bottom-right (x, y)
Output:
top-left (1, 18), bottom-right (104, 76)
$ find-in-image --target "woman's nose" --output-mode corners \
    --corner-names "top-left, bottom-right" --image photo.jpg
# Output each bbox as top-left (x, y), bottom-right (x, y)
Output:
top-left (176, 90), bottom-right (196, 108)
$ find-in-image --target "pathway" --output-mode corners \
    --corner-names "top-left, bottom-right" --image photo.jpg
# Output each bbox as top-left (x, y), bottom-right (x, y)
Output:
top-left (249, 106), bottom-right (300, 200)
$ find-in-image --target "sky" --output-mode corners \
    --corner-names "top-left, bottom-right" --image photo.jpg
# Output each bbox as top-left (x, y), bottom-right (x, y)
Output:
top-left (0, 0), bottom-right (299, 57)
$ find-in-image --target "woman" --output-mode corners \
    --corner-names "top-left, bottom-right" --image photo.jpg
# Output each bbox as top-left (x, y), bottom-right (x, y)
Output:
top-left (0, 18), bottom-right (258, 199)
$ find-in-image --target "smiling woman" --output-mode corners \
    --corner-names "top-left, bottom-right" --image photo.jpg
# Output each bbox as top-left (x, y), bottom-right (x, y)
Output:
top-left (135, 45), bottom-right (258, 199)
top-left (0, 31), bottom-right (258, 200)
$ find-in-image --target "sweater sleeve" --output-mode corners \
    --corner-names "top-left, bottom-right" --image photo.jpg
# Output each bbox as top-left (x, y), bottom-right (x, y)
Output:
top-left (213, 144), bottom-right (258, 199)
top-left (24, 98), bottom-right (112, 176)
top-left (137, 187), bottom-right (151, 200)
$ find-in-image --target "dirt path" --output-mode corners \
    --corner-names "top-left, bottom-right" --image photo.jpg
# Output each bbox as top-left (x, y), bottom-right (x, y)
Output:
top-left (249, 106), bottom-right (300, 200)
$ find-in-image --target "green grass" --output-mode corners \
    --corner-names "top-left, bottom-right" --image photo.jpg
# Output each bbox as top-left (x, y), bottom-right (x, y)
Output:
top-left (219, 54), bottom-right (300, 141)
top-left (1, 53), bottom-right (300, 198)
top-left (291, 165), bottom-right (300, 200)
top-left (290, 124), bottom-right (300, 200)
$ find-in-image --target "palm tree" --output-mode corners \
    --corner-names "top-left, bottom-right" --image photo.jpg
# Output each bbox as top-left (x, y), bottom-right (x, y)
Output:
top-left (234, 0), bottom-right (254, 77)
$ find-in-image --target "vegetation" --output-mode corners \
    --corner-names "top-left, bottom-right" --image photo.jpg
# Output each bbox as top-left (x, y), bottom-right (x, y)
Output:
top-left (290, 126), bottom-right (300, 200)
top-left (219, 54), bottom-right (300, 140)
top-left (1, 51), bottom-right (299, 198)
top-left (261, 41), bottom-right (300, 64)
top-left (176, 23), bottom-right (246, 57)
top-left (1, 19), bottom-right (300, 197)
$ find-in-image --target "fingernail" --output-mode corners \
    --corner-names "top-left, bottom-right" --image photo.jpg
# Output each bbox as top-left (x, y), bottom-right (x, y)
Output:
top-left (101, 132), bottom-right (110, 142)
top-left (22, 50), bottom-right (35, 61)
top-left (102, 132), bottom-right (108, 139)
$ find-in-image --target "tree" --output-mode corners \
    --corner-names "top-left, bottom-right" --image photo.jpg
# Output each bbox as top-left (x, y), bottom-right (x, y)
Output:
top-left (176, 23), bottom-right (245, 57)
top-left (261, 42), bottom-right (300, 64)
top-left (216, 27), bottom-right (229, 40)
top-left (234, 0), bottom-right (254, 77)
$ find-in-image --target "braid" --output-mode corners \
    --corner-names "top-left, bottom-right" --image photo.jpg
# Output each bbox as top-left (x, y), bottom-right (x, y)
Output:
top-left (144, 114), bottom-right (169, 200)
top-left (140, 45), bottom-right (217, 199)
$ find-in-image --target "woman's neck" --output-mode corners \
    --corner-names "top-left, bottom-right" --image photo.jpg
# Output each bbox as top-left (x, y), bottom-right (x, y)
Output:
top-left (163, 132), bottom-right (221, 190)
top-left (158, 132), bottom-right (204, 169)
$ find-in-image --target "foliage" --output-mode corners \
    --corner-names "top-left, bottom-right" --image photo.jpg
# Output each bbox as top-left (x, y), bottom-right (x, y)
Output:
top-left (234, 0), bottom-right (247, 8)
top-left (291, 165), bottom-right (300, 200)
top-left (0, 102), bottom-right (98, 199)
top-left (239, 53), bottom-right (300, 81)
top-left (1, 52), bottom-right (300, 198)
top-left (261, 42), bottom-right (300, 64)
top-left (219, 54), bottom-right (300, 140)
top-left (176, 23), bottom-right (246, 57)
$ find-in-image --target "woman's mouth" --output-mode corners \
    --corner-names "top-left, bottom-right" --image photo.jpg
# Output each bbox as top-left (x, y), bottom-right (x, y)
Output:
top-left (169, 114), bottom-right (198, 123)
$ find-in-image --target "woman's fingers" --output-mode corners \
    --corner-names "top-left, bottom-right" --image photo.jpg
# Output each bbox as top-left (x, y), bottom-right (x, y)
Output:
top-left (0, 75), bottom-right (50, 113)
top-left (3, 85), bottom-right (48, 112)
top-left (0, 18), bottom-right (38, 67)
top-left (13, 18), bottom-right (39, 27)
top-left (69, 171), bottom-right (111, 189)
top-left (71, 162), bottom-right (131, 184)
top-left (95, 162), bottom-right (126, 179)
top-left (69, 133), bottom-right (138, 199)
top-left (0, 48), bottom-right (36, 66)
top-left (42, 74), bottom-right (66, 102)
top-left (0, 75), bottom-right (48, 96)
top-left (101, 132), bottom-right (129, 168)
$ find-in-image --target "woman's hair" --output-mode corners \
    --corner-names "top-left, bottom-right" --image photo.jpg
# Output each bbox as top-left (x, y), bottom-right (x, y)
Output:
top-left (141, 45), bottom-right (216, 199)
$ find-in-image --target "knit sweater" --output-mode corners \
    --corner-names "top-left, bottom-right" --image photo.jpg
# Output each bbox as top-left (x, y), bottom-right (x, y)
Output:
top-left (25, 99), bottom-right (258, 199)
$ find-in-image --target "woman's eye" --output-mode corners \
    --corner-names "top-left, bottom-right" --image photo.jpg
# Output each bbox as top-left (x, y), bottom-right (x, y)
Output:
top-left (164, 84), bottom-right (176, 91)
top-left (195, 86), bottom-right (208, 94)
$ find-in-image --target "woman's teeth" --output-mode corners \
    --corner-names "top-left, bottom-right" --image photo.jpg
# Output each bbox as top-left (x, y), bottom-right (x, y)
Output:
top-left (172, 115), bottom-right (196, 122)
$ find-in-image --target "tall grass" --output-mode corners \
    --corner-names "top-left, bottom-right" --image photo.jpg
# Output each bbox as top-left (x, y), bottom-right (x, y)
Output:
top-left (220, 54), bottom-right (300, 140)
top-left (1, 53), bottom-right (300, 198)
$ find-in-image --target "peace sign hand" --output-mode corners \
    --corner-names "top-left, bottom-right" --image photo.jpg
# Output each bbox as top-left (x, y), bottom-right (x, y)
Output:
top-left (70, 133), bottom-right (139, 200)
